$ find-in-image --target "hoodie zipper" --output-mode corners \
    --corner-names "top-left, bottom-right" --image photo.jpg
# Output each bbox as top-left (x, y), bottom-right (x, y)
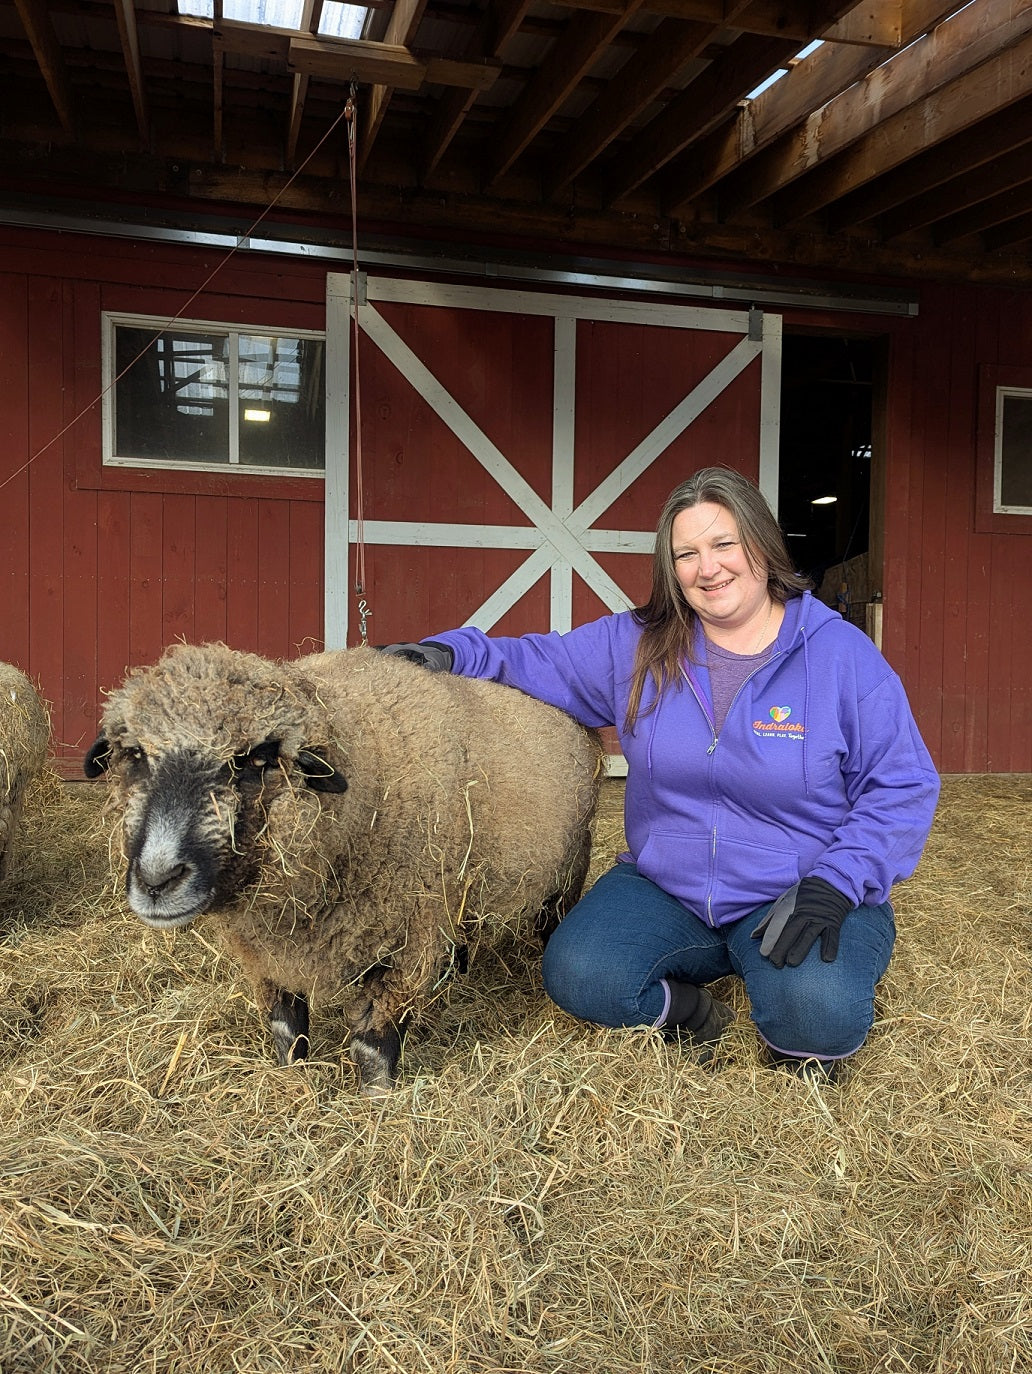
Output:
top-left (680, 649), bottom-right (783, 925)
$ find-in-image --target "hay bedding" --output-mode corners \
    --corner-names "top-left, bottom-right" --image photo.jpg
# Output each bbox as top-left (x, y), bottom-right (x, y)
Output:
top-left (0, 773), bottom-right (1029, 1374)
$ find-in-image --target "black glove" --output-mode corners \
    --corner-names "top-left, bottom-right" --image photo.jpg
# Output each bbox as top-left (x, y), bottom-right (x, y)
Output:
top-left (377, 640), bottom-right (455, 673)
top-left (751, 876), bottom-right (852, 968)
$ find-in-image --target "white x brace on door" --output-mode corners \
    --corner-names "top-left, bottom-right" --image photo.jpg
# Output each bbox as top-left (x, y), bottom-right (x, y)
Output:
top-left (324, 272), bottom-right (782, 649)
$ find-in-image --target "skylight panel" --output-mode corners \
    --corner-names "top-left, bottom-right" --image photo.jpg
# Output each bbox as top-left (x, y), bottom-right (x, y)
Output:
top-left (744, 39), bottom-right (824, 101)
top-left (177, 0), bottom-right (366, 37)
top-left (318, 2), bottom-right (367, 39)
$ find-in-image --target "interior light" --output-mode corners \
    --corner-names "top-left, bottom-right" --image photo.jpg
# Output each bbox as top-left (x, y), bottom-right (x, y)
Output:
top-left (243, 408), bottom-right (272, 422)
top-left (811, 495), bottom-right (837, 505)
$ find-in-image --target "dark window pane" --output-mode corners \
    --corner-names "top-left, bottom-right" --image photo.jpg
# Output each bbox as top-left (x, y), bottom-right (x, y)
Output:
top-left (1000, 393), bottom-right (1032, 508)
top-left (238, 335), bottom-right (325, 470)
top-left (115, 327), bottom-right (230, 464)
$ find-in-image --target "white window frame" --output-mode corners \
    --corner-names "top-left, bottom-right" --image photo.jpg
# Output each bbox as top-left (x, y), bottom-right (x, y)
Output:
top-left (994, 385), bottom-right (1032, 515)
top-left (101, 311), bottom-right (327, 478)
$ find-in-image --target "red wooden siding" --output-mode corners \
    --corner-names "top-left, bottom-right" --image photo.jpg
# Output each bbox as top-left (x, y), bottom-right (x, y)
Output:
top-left (1, 226), bottom-right (1031, 773)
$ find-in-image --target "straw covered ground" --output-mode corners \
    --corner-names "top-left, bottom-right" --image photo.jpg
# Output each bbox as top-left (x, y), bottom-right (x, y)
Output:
top-left (0, 772), bottom-right (1030, 1374)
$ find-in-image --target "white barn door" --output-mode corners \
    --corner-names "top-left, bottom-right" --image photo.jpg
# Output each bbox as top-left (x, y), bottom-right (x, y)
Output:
top-left (324, 273), bottom-right (782, 650)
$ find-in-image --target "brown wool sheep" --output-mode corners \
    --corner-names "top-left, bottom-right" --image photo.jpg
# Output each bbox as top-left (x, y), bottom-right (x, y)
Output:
top-left (0, 662), bottom-right (49, 885)
top-left (85, 642), bottom-right (604, 1093)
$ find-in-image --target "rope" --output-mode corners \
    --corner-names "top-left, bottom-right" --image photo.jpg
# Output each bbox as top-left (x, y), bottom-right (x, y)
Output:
top-left (345, 83), bottom-right (370, 645)
top-left (0, 101), bottom-right (352, 496)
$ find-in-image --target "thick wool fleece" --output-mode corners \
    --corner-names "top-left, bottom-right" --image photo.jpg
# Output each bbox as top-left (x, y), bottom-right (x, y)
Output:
top-left (100, 643), bottom-right (603, 1035)
top-left (0, 662), bottom-right (50, 882)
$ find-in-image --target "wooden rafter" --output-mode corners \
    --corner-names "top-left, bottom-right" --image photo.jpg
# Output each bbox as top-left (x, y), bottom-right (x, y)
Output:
top-left (287, 0), bottom-right (325, 169)
top-left (879, 142), bottom-right (1032, 240)
top-left (213, 0), bottom-right (225, 162)
top-left (981, 207), bottom-right (1032, 250)
top-left (12, 0), bottom-right (76, 135)
top-left (717, 0), bottom-right (1032, 220)
top-left (604, 33), bottom-right (798, 205)
top-left (486, 2), bottom-right (647, 187)
top-left (287, 34), bottom-right (501, 90)
top-left (422, 0), bottom-right (532, 181)
top-left (543, 0), bottom-right (905, 45)
top-left (825, 96), bottom-right (1032, 231)
top-left (544, 5), bottom-right (753, 199)
top-left (112, 0), bottom-right (149, 148)
top-left (358, 0), bottom-right (430, 172)
top-left (936, 181), bottom-right (1032, 245)
top-left (661, 0), bottom-right (959, 216)
top-left (769, 24), bottom-right (1032, 225)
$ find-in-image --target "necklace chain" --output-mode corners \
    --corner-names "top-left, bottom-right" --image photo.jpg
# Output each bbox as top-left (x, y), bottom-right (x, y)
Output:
top-left (751, 599), bottom-right (774, 654)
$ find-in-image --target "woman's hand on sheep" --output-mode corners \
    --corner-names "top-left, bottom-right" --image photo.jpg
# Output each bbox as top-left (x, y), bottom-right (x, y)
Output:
top-left (377, 641), bottom-right (455, 673)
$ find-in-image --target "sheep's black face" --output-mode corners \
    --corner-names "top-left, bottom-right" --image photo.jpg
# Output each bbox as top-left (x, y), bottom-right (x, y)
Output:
top-left (87, 731), bottom-right (348, 928)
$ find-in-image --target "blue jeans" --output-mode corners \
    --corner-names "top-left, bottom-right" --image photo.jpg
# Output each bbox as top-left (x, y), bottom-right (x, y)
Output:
top-left (542, 861), bottom-right (896, 1061)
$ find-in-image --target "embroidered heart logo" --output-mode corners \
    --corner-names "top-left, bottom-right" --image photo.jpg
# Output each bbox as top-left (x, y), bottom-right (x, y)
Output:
top-left (769, 706), bottom-right (792, 723)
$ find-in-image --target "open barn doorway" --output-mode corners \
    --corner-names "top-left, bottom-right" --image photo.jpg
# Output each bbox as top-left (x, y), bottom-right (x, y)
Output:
top-left (777, 332), bottom-right (884, 633)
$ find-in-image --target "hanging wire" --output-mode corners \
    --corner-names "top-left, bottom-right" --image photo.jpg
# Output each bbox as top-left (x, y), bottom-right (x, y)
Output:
top-left (1, 101), bottom-right (353, 497)
top-left (345, 81), bottom-right (370, 645)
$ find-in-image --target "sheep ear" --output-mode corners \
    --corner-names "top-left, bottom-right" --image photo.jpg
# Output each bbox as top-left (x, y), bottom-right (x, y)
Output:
top-left (296, 749), bottom-right (348, 793)
top-left (84, 735), bottom-right (112, 778)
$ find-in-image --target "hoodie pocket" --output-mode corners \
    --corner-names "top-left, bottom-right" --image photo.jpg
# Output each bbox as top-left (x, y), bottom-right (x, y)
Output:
top-left (636, 829), bottom-right (801, 923)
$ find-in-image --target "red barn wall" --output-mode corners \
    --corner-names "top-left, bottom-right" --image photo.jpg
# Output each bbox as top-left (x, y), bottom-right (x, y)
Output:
top-left (1, 225), bottom-right (1030, 774)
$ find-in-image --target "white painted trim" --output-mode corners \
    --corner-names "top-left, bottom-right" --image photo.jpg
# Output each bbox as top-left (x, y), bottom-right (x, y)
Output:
top-left (757, 313), bottom-right (783, 517)
top-left (552, 316), bottom-right (577, 633)
top-left (324, 274), bottom-right (351, 648)
top-left (345, 520), bottom-right (655, 552)
top-left (367, 276), bottom-right (753, 333)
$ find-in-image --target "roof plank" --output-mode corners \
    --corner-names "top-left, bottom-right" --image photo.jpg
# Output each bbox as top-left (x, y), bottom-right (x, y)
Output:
top-left (661, 0), bottom-right (960, 215)
top-left (12, 0), bottom-right (77, 135)
top-left (487, 2), bottom-right (648, 186)
top-left (770, 24), bottom-right (1032, 223)
top-left (717, 0), bottom-right (1032, 218)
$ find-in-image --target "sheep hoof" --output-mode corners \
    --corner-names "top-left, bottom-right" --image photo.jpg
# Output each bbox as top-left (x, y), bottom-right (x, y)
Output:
top-left (268, 990), bottom-right (310, 1066)
top-left (350, 1025), bottom-right (403, 1095)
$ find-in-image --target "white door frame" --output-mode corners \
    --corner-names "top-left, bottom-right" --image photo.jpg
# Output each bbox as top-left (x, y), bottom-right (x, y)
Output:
top-left (324, 273), bottom-right (782, 649)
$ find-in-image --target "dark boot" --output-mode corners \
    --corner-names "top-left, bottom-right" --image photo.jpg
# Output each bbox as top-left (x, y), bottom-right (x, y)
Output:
top-left (659, 980), bottom-right (735, 1062)
top-left (765, 1049), bottom-right (843, 1083)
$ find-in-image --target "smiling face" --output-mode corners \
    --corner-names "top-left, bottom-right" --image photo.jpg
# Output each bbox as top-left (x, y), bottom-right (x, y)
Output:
top-left (671, 501), bottom-right (771, 634)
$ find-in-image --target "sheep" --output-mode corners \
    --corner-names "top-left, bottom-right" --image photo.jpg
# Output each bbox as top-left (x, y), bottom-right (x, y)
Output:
top-left (0, 662), bottom-right (49, 886)
top-left (84, 642), bottom-right (604, 1093)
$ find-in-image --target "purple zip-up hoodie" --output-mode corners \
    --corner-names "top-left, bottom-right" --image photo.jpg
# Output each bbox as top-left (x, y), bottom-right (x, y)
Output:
top-left (428, 591), bottom-right (940, 927)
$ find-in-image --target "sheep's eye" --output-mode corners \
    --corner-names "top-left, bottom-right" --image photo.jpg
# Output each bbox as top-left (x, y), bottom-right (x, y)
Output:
top-left (232, 746), bottom-right (279, 775)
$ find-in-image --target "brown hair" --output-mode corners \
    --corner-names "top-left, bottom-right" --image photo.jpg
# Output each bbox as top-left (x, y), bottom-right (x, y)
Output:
top-left (625, 467), bottom-right (812, 731)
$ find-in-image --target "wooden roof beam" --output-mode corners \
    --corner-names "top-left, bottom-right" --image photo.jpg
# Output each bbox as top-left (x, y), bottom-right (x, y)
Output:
top-left (358, 0), bottom-right (429, 172)
top-left (661, 0), bottom-right (959, 216)
top-left (12, 0), bottom-right (77, 135)
top-left (286, 0), bottom-right (324, 170)
top-left (604, 32), bottom-right (798, 204)
top-left (878, 142), bottom-right (1032, 240)
top-left (981, 207), bottom-right (1032, 252)
top-left (422, 0), bottom-right (532, 180)
top-left (287, 34), bottom-right (502, 89)
top-left (936, 181), bottom-right (1032, 245)
top-left (213, 0), bottom-right (225, 161)
top-left (769, 23), bottom-right (1032, 225)
top-left (545, 0), bottom-right (904, 46)
top-left (112, 0), bottom-right (150, 148)
top-left (825, 96), bottom-right (1032, 230)
top-left (486, 0), bottom-right (647, 187)
top-left (544, 1), bottom-right (756, 197)
top-left (717, 0), bottom-right (1032, 220)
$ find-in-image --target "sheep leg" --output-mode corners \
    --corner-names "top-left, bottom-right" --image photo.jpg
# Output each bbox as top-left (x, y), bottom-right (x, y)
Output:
top-left (535, 828), bottom-right (593, 948)
top-left (350, 1022), bottom-right (406, 1096)
top-left (262, 983), bottom-right (310, 1065)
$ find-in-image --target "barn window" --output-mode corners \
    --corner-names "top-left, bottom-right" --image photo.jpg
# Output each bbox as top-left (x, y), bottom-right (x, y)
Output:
top-left (994, 387), bottom-right (1032, 513)
top-left (103, 315), bottom-right (325, 476)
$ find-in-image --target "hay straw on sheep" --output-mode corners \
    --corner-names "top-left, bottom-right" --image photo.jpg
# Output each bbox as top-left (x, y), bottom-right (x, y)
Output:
top-left (0, 771), bottom-right (1030, 1374)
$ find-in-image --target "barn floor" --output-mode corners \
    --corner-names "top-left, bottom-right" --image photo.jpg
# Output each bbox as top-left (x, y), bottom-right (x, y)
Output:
top-left (0, 773), bottom-right (1029, 1373)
